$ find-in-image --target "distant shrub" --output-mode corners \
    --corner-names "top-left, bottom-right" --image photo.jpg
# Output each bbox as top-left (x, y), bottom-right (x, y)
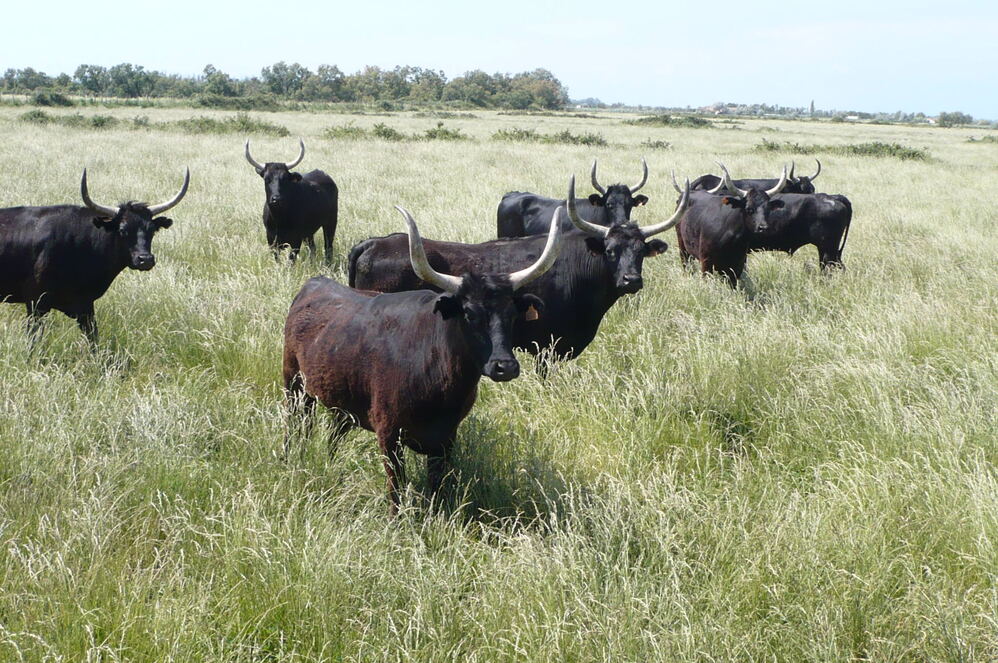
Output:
top-left (172, 112), bottom-right (289, 136)
top-left (625, 114), bottom-right (711, 128)
top-left (371, 123), bottom-right (407, 141)
top-left (966, 135), bottom-right (998, 143)
top-left (194, 94), bottom-right (281, 112)
top-left (413, 111), bottom-right (477, 119)
top-left (492, 127), bottom-right (541, 142)
top-left (544, 130), bottom-right (607, 146)
top-left (423, 122), bottom-right (467, 141)
top-left (130, 115), bottom-right (150, 128)
top-left (489, 127), bottom-right (606, 146)
top-left (640, 139), bottom-right (672, 150)
top-left (20, 109), bottom-right (51, 124)
top-left (755, 139), bottom-right (929, 161)
top-left (32, 90), bottom-right (74, 107)
top-left (324, 123), bottom-right (369, 140)
top-left (20, 110), bottom-right (119, 129)
top-left (839, 142), bottom-right (929, 160)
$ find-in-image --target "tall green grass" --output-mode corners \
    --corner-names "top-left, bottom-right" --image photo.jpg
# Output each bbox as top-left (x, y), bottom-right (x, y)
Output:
top-left (0, 108), bottom-right (995, 661)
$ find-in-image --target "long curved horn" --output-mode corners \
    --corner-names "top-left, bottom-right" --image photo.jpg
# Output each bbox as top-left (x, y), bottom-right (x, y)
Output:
top-left (810, 158), bottom-right (821, 182)
top-left (788, 161), bottom-right (796, 181)
top-left (639, 178), bottom-right (690, 238)
top-left (630, 157), bottom-right (649, 193)
top-left (285, 137), bottom-right (305, 169)
top-left (764, 165), bottom-right (789, 196)
top-left (80, 169), bottom-right (119, 218)
top-left (671, 170), bottom-right (683, 193)
top-left (567, 175), bottom-right (609, 238)
top-left (590, 159), bottom-right (606, 195)
top-left (148, 167), bottom-right (191, 215)
top-left (396, 206), bottom-right (463, 294)
top-left (244, 139), bottom-right (265, 174)
top-left (718, 162), bottom-right (749, 197)
top-left (508, 206), bottom-right (563, 290)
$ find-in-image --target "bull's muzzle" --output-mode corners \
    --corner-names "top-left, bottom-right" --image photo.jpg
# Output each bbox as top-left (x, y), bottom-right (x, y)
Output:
top-left (131, 254), bottom-right (156, 270)
top-left (484, 359), bottom-right (520, 382)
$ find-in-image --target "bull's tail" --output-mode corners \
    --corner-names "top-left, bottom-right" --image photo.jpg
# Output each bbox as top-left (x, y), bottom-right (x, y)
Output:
top-left (347, 241), bottom-right (368, 288)
top-left (836, 196), bottom-right (853, 259)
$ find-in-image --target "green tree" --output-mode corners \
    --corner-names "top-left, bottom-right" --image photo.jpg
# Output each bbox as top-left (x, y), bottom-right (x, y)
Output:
top-left (261, 61), bottom-right (311, 96)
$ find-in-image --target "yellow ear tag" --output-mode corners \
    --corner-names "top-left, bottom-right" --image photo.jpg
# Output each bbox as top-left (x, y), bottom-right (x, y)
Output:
top-left (525, 305), bottom-right (539, 321)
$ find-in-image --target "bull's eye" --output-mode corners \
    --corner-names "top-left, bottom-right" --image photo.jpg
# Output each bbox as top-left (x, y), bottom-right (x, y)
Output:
top-left (606, 248), bottom-right (618, 260)
top-left (464, 309), bottom-right (481, 324)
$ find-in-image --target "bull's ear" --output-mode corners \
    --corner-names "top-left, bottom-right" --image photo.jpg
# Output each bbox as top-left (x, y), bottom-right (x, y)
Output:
top-left (588, 194), bottom-right (604, 207)
top-left (721, 196), bottom-right (745, 209)
top-left (154, 216), bottom-right (173, 229)
top-left (633, 195), bottom-right (649, 206)
top-left (767, 199), bottom-right (785, 210)
top-left (432, 294), bottom-right (462, 319)
top-left (515, 293), bottom-right (545, 320)
top-left (290, 172), bottom-right (303, 182)
top-left (645, 239), bottom-right (668, 257)
top-left (92, 216), bottom-right (117, 230)
top-left (585, 237), bottom-right (606, 255)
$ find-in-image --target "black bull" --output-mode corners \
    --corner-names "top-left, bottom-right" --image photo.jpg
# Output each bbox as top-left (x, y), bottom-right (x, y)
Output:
top-left (0, 168), bottom-right (189, 341)
top-left (691, 160), bottom-right (823, 195)
top-left (350, 177), bottom-right (689, 361)
top-left (245, 138), bottom-right (338, 264)
top-left (497, 158), bottom-right (650, 236)
top-left (750, 192), bottom-right (852, 268)
top-left (283, 206), bottom-right (560, 514)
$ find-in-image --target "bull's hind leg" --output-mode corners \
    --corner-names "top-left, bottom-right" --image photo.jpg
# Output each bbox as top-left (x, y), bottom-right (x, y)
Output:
top-left (376, 427), bottom-right (405, 516)
top-left (282, 370), bottom-right (316, 461)
top-left (24, 301), bottom-right (51, 346)
top-left (304, 234), bottom-right (316, 259)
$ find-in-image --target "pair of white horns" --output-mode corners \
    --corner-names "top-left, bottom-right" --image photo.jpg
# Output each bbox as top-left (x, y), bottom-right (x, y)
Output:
top-left (244, 137), bottom-right (305, 174)
top-left (396, 205), bottom-right (563, 293)
top-left (591, 157), bottom-right (648, 195)
top-left (570, 175), bottom-right (689, 239)
top-left (80, 167), bottom-right (190, 217)
top-left (702, 162), bottom-right (788, 197)
top-left (788, 159), bottom-right (822, 182)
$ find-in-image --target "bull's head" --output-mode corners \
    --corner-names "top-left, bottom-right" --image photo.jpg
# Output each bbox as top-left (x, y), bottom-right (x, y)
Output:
top-left (245, 138), bottom-right (306, 210)
top-left (569, 174), bottom-right (689, 295)
top-left (788, 159), bottom-right (821, 194)
top-left (587, 158), bottom-right (650, 225)
top-left (397, 205), bottom-right (562, 382)
top-left (708, 163), bottom-right (786, 234)
top-left (81, 168), bottom-right (189, 270)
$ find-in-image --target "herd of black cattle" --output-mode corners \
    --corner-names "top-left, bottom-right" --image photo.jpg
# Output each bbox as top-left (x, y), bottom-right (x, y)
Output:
top-left (0, 138), bottom-right (852, 513)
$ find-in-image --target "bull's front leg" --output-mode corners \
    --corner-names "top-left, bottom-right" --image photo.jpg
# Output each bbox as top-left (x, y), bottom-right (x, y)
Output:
top-left (377, 428), bottom-right (405, 516)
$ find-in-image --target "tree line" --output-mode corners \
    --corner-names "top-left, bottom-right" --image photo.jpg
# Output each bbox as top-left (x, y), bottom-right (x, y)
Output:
top-left (1, 63), bottom-right (570, 110)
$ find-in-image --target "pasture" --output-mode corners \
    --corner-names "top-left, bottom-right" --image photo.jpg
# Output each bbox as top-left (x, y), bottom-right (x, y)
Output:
top-left (0, 105), bottom-right (995, 661)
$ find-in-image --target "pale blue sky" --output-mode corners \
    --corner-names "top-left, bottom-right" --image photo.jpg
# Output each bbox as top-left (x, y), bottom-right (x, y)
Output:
top-left (3, 0), bottom-right (996, 118)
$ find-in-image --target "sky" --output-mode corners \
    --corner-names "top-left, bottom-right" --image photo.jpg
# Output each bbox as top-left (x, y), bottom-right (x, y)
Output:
top-left (3, 0), bottom-right (996, 118)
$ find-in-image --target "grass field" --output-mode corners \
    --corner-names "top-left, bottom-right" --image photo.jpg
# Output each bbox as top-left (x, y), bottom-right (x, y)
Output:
top-left (0, 105), bottom-right (995, 662)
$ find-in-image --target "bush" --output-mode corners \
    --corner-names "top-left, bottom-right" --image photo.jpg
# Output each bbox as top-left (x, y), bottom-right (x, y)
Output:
top-left (492, 127), bottom-right (541, 142)
top-left (967, 135), bottom-right (998, 144)
top-left (324, 123), bottom-right (369, 140)
top-left (20, 109), bottom-right (52, 124)
top-left (31, 90), bottom-right (74, 107)
top-left (640, 139), bottom-right (672, 150)
top-left (754, 139), bottom-right (929, 161)
top-left (172, 112), bottom-right (289, 136)
top-left (625, 114), bottom-right (711, 128)
top-left (543, 130), bottom-right (607, 146)
top-left (194, 94), bottom-right (281, 112)
top-left (371, 123), bottom-right (407, 141)
top-left (423, 122), bottom-right (467, 141)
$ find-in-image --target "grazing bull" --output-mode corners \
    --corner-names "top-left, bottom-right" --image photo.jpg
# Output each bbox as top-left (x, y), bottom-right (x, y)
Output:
top-left (497, 158), bottom-right (650, 236)
top-left (690, 159), bottom-right (821, 195)
top-left (245, 137), bottom-right (338, 264)
top-left (350, 177), bottom-right (689, 362)
top-left (674, 164), bottom-right (787, 287)
top-left (0, 168), bottom-right (189, 342)
top-left (284, 206), bottom-right (562, 514)
top-left (749, 192), bottom-right (852, 268)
